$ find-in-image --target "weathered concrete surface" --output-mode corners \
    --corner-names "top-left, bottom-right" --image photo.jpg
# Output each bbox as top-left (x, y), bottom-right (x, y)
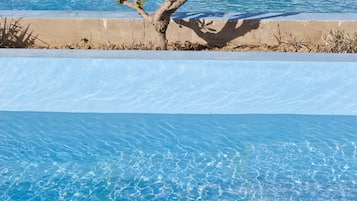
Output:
top-left (170, 19), bottom-right (357, 46)
top-left (1, 15), bottom-right (356, 48)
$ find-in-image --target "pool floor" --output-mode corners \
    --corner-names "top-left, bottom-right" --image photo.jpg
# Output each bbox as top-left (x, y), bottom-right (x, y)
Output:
top-left (1, 112), bottom-right (356, 200)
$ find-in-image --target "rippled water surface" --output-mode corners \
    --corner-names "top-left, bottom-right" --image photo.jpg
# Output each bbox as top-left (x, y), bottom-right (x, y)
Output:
top-left (0, 111), bottom-right (356, 200)
top-left (0, 0), bottom-right (357, 12)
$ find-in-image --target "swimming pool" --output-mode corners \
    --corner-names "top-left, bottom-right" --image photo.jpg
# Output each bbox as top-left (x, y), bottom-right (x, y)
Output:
top-left (1, 0), bottom-right (357, 13)
top-left (0, 49), bottom-right (357, 200)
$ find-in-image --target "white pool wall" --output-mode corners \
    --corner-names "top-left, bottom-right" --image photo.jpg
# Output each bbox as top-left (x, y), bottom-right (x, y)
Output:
top-left (1, 49), bottom-right (357, 115)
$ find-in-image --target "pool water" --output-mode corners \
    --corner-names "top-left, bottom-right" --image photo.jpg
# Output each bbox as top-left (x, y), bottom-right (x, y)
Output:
top-left (0, 0), bottom-right (356, 13)
top-left (1, 111), bottom-right (356, 200)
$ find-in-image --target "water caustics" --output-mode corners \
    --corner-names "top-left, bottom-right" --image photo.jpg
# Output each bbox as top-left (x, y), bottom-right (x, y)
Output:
top-left (0, 0), bottom-right (357, 13)
top-left (0, 112), bottom-right (357, 200)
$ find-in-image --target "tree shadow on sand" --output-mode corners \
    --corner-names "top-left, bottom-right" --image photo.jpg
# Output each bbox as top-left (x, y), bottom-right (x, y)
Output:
top-left (0, 18), bottom-right (38, 48)
top-left (173, 12), bottom-right (299, 47)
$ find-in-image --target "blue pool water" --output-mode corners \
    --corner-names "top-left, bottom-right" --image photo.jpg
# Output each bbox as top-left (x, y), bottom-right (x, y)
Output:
top-left (1, 112), bottom-right (356, 200)
top-left (1, 50), bottom-right (357, 200)
top-left (0, 0), bottom-right (356, 13)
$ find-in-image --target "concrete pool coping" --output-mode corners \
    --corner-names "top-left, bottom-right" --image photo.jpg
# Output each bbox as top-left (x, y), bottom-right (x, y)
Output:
top-left (1, 49), bottom-right (357, 63)
top-left (1, 11), bottom-right (357, 48)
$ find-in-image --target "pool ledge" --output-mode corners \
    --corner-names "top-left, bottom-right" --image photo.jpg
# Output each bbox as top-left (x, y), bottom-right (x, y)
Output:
top-left (1, 49), bottom-right (357, 63)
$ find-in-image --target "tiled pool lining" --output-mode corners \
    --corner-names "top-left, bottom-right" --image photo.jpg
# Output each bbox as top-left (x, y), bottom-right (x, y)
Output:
top-left (1, 49), bottom-right (357, 115)
top-left (1, 11), bottom-right (357, 48)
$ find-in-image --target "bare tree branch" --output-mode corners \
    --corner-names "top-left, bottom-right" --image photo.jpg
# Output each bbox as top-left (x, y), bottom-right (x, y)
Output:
top-left (169, 0), bottom-right (187, 11)
top-left (153, 0), bottom-right (174, 20)
top-left (119, 0), bottom-right (152, 21)
top-left (153, 0), bottom-right (187, 21)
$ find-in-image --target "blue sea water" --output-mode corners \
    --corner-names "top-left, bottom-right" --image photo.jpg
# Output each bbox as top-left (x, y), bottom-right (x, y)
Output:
top-left (0, 111), bottom-right (356, 200)
top-left (0, 0), bottom-right (356, 13)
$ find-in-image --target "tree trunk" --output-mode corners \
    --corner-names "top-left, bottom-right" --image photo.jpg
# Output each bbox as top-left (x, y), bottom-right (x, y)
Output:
top-left (152, 17), bottom-right (170, 50)
top-left (156, 30), bottom-right (167, 50)
top-left (119, 0), bottom-right (187, 50)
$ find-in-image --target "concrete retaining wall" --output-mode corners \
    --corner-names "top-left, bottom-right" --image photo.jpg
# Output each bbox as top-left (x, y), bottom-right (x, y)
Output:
top-left (1, 11), bottom-right (357, 48)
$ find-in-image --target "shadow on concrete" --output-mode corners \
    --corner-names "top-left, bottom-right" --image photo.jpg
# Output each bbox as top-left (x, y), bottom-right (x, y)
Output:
top-left (0, 18), bottom-right (38, 48)
top-left (173, 12), bottom-right (300, 20)
top-left (173, 12), bottom-right (300, 47)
